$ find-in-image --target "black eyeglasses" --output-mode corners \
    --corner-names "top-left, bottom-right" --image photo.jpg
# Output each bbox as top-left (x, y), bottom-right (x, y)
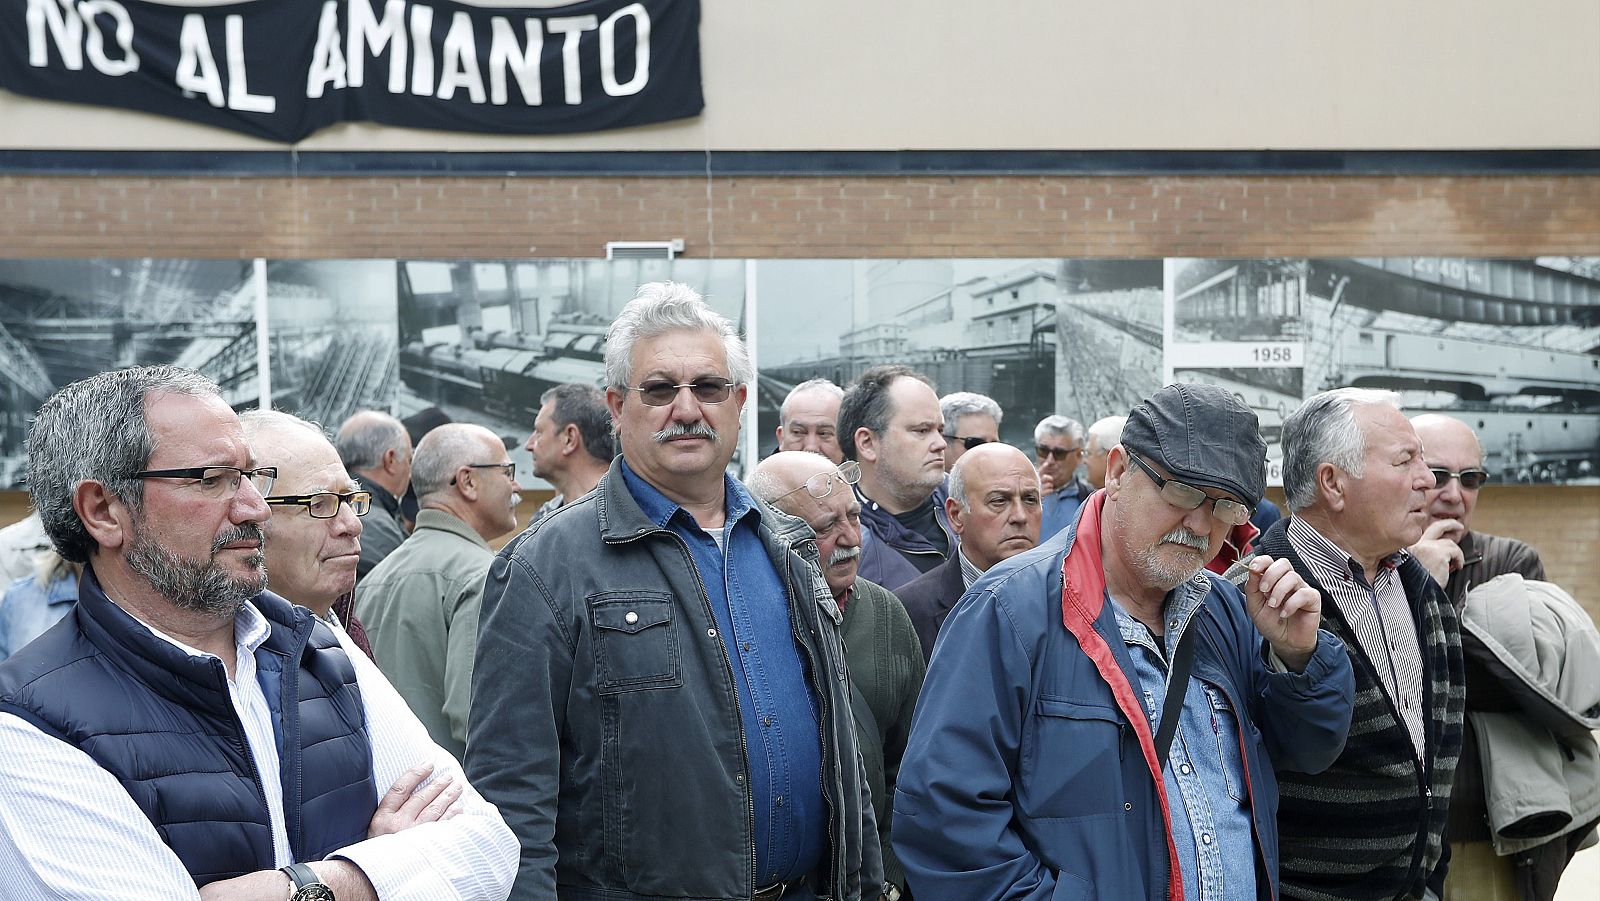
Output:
top-left (944, 434), bottom-right (991, 451)
top-left (627, 377), bottom-right (736, 406)
top-left (130, 466), bottom-right (277, 499)
top-left (1430, 467), bottom-right (1489, 490)
top-left (265, 491), bottom-right (372, 519)
top-left (1125, 451), bottom-right (1252, 526)
top-left (451, 462), bottom-right (517, 486)
top-left (773, 461), bottom-right (862, 505)
top-left (1035, 444), bottom-right (1083, 462)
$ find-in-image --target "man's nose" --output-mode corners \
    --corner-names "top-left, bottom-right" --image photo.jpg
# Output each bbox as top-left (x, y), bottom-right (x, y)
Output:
top-left (233, 479), bottom-right (271, 523)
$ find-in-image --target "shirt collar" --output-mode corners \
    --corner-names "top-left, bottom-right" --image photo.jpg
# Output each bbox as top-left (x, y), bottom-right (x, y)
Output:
top-left (133, 599), bottom-right (273, 663)
top-left (619, 456), bottom-right (751, 532)
top-left (1287, 516), bottom-right (1409, 584)
top-left (1107, 574), bottom-right (1208, 655)
top-left (958, 549), bottom-right (984, 589)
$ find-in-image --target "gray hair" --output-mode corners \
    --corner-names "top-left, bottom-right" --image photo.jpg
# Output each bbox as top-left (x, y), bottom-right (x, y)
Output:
top-left (837, 365), bottom-right (937, 462)
top-left (603, 282), bottom-right (753, 390)
top-left (540, 383), bottom-right (616, 463)
top-left (412, 423), bottom-right (500, 502)
top-left (26, 365), bottom-right (220, 564)
top-left (947, 448), bottom-right (1041, 511)
top-left (334, 410), bottom-right (409, 472)
top-left (239, 409), bottom-right (328, 441)
top-left (940, 392), bottom-right (1003, 428)
top-left (744, 468), bottom-right (790, 512)
top-left (1086, 416), bottom-right (1126, 454)
top-left (1034, 415), bottom-right (1085, 446)
top-left (780, 378), bottom-right (844, 422)
top-left (1281, 387), bottom-right (1403, 512)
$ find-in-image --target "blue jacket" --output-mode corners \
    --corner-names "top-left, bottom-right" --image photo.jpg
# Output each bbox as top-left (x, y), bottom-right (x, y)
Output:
top-left (856, 483), bottom-right (957, 592)
top-left (0, 567), bottom-right (377, 886)
top-left (0, 569), bottom-right (77, 661)
top-left (892, 492), bottom-right (1355, 901)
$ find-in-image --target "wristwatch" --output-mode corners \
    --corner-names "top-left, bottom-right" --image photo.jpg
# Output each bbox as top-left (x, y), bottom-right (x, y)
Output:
top-left (280, 863), bottom-right (336, 901)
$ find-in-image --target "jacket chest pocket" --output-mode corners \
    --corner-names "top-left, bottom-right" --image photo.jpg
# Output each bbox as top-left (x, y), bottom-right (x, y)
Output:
top-left (1022, 696), bottom-right (1128, 819)
top-left (587, 592), bottom-right (681, 693)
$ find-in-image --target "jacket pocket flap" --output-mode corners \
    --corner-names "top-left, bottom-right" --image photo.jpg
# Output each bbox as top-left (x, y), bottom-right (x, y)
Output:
top-left (590, 597), bottom-right (672, 634)
top-left (1035, 695), bottom-right (1121, 723)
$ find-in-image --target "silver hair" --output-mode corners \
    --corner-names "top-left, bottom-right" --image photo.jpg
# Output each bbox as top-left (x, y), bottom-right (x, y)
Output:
top-left (744, 468), bottom-right (789, 510)
top-left (239, 409), bottom-right (328, 441)
top-left (780, 378), bottom-right (844, 423)
top-left (334, 410), bottom-right (409, 472)
top-left (603, 282), bottom-right (754, 390)
top-left (26, 365), bottom-right (220, 564)
top-left (1086, 416), bottom-right (1126, 454)
top-left (940, 392), bottom-right (1003, 428)
top-left (412, 423), bottom-right (501, 502)
top-left (947, 448), bottom-right (1041, 511)
top-left (1033, 415), bottom-right (1085, 445)
top-left (1281, 387), bottom-right (1403, 512)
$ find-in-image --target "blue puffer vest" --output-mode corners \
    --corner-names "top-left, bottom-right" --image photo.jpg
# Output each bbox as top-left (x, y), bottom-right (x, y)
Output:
top-left (0, 567), bottom-right (377, 886)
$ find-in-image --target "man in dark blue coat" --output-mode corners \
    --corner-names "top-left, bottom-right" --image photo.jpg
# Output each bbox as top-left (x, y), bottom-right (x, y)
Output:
top-left (893, 383), bottom-right (1356, 901)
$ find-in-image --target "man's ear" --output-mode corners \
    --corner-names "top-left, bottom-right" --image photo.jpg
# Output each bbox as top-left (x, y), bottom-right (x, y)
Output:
top-left (854, 428), bottom-right (879, 464)
top-left (74, 480), bottom-right (129, 552)
top-left (382, 447), bottom-right (405, 475)
top-left (561, 423), bottom-right (581, 458)
top-left (945, 495), bottom-right (966, 537)
top-left (455, 467), bottom-right (480, 502)
top-left (1103, 446), bottom-right (1128, 497)
top-left (1316, 462), bottom-right (1346, 512)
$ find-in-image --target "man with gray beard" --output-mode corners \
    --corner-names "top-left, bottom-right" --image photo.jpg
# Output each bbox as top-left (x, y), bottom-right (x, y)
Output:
top-left (0, 366), bottom-right (517, 901)
top-left (894, 383), bottom-right (1355, 901)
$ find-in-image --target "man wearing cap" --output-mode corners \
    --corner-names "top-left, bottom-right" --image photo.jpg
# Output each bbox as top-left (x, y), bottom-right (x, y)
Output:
top-left (892, 384), bottom-right (1355, 901)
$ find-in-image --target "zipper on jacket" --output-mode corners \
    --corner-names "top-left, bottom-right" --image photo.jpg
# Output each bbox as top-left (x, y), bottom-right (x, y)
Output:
top-left (212, 657), bottom-right (277, 860)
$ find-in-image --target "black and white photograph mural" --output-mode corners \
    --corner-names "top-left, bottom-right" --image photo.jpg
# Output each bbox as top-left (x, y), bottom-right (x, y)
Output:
top-left (265, 260), bottom-right (400, 431)
top-left (1054, 260), bottom-right (1164, 429)
top-left (0, 259), bottom-right (262, 489)
top-left (754, 259), bottom-right (1060, 457)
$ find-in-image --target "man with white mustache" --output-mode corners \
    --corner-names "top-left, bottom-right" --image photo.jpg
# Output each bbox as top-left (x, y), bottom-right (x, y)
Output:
top-left (748, 452), bottom-right (926, 900)
top-left (894, 383), bottom-right (1355, 901)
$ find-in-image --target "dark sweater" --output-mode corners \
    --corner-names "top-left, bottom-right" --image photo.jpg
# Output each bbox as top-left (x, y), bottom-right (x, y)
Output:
top-left (1259, 519), bottom-right (1465, 901)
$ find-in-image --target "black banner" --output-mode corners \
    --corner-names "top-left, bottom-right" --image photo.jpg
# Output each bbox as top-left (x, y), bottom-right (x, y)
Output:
top-left (0, 0), bottom-right (702, 142)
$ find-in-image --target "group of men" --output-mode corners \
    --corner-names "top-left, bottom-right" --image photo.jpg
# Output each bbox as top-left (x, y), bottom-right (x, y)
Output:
top-left (0, 279), bottom-right (1592, 901)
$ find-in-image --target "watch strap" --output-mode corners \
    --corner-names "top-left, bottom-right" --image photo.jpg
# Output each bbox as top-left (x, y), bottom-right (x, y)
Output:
top-left (281, 863), bottom-right (320, 889)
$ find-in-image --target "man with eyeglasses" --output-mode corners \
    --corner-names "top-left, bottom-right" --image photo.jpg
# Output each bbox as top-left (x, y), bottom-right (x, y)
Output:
top-left (1034, 415), bottom-right (1094, 541)
top-left (748, 452), bottom-right (925, 901)
top-left (937, 392), bottom-right (1002, 473)
top-left (894, 383), bottom-right (1354, 901)
top-left (0, 366), bottom-right (517, 901)
top-left (469, 283), bottom-right (885, 901)
top-left (1257, 389), bottom-right (1465, 901)
top-left (359, 423), bottom-right (523, 761)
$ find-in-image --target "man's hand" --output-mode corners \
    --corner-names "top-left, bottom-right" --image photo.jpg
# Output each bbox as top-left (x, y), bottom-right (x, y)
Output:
top-left (1409, 519), bottom-right (1466, 587)
top-left (368, 763), bottom-right (465, 838)
top-left (1039, 472), bottom-right (1055, 494)
top-left (1241, 555), bottom-right (1322, 673)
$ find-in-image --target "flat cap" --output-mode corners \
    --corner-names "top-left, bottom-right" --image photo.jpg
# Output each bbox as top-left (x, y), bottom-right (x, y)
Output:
top-left (1120, 383), bottom-right (1266, 507)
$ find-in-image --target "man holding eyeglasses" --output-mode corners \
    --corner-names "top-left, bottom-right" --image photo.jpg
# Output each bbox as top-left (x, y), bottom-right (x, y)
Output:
top-left (1257, 389), bottom-right (1465, 901)
top-left (1034, 415), bottom-right (1093, 541)
top-left (894, 383), bottom-right (1354, 901)
top-left (359, 423), bottom-right (522, 761)
top-left (469, 283), bottom-right (884, 901)
top-left (0, 366), bottom-right (517, 901)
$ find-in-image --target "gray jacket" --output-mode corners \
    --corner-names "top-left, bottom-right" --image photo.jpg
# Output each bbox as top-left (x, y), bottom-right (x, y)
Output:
top-left (467, 460), bottom-right (883, 901)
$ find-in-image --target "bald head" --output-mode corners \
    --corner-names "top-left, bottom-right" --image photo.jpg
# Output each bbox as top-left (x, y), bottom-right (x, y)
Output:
top-left (413, 423), bottom-right (522, 540)
top-left (336, 409), bottom-right (412, 497)
top-left (748, 451), bottom-right (863, 601)
top-left (750, 450), bottom-right (840, 507)
top-left (1412, 413), bottom-right (1486, 527)
top-left (948, 443), bottom-right (1042, 572)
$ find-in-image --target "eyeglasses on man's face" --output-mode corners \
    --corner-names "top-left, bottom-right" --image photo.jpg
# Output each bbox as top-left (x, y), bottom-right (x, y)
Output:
top-left (1429, 467), bottom-right (1488, 490)
top-left (1035, 444), bottom-right (1083, 462)
top-left (773, 460), bottom-right (862, 505)
top-left (627, 377), bottom-right (736, 406)
top-left (1125, 450), bottom-right (1252, 527)
top-left (944, 434), bottom-right (990, 451)
top-left (130, 466), bottom-right (278, 499)
top-left (265, 490), bottom-right (373, 519)
top-left (451, 462), bottom-right (517, 486)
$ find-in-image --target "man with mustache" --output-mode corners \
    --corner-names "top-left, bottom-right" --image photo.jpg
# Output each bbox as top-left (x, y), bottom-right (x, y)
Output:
top-left (1257, 388), bottom-right (1466, 901)
top-left (894, 383), bottom-right (1355, 901)
top-left (468, 283), bottom-right (885, 900)
top-left (897, 442), bottom-right (1044, 662)
top-left (0, 366), bottom-right (516, 900)
top-left (358, 423), bottom-right (524, 761)
top-left (748, 451), bottom-right (926, 900)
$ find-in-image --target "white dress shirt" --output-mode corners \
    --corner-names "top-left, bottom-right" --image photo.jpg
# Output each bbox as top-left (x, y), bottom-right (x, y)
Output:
top-left (0, 598), bottom-right (518, 900)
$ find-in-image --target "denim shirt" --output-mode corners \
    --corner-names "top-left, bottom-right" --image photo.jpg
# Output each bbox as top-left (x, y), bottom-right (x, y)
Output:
top-left (1109, 584), bottom-right (1257, 901)
top-left (0, 572), bottom-right (78, 662)
top-left (620, 461), bottom-right (825, 885)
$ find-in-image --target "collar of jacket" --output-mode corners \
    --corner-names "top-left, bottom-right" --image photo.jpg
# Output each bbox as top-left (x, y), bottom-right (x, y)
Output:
top-left (411, 508), bottom-right (493, 552)
top-left (74, 564), bottom-right (318, 718)
top-left (1056, 490), bottom-right (1186, 901)
top-left (356, 476), bottom-right (401, 516)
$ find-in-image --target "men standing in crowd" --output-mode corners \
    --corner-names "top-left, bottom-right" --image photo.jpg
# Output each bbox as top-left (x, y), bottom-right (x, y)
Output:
top-left (839, 365), bottom-right (954, 590)
top-left (938, 391), bottom-right (1002, 472)
top-left (894, 383), bottom-right (1355, 901)
top-left (525, 383), bottom-right (614, 524)
top-left (242, 410), bottom-right (375, 657)
top-left (360, 423), bottom-right (523, 762)
top-left (336, 410), bottom-right (414, 579)
top-left (1408, 414), bottom-right (1586, 901)
top-left (1257, 388), bottom-right (1465, 901)
top-left (749, 451), bottom-right (925, 899)
top-left (897, 443), bottom-right (1043, 662)
top-left (776, 378), bottom-right (846, 464)
top-left (1083, 414), bottom-right (1125, 490)
top-left (0, 366), bottom-right (516, 899)
top-left (1035, 415), bottom-right (1093, 541)
top-left (469, 283), bottom-right (883, 901)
